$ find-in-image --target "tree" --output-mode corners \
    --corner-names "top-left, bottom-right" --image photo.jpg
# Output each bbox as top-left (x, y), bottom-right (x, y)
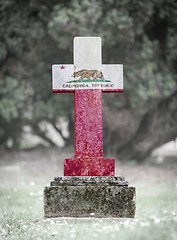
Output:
top-left (0, 0), bottom-right (176, 161)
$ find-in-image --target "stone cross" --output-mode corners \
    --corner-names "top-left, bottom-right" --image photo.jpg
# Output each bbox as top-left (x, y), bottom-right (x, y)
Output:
top-left (44, 40), bottom-right (135, 219)
top-left (52, 37), bottom-right (123, 176)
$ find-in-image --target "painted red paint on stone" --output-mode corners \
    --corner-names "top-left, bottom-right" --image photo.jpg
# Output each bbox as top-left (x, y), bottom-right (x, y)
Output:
top-left (63, 89), bottom-right (115, 176)
top-left (53, 89), bottom-right (75, 93)
top-left (53, 89), bottom-right (123, 93)
top-left (53, 88), bottom-right (123, 175)
top-left (60, 65), bottom-right (65, 70)
top-left (64, 158), bottom-right (115, 176)
top-left (103, 89), bottom-right (123, 93)
top-left (74, 89), bottom-right (103, 159)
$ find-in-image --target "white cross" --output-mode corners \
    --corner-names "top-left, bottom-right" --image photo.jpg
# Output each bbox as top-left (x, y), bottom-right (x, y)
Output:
top-left (52, 37), bottom-right (123, 92)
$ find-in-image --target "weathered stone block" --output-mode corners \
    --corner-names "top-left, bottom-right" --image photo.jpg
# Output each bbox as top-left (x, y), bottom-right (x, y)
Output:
top-left (44, 177), bottom-right (136, 218)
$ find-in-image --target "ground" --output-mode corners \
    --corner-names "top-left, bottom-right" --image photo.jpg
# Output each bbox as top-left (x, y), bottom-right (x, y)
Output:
top-left (0, 147), bottom-right (177, 240)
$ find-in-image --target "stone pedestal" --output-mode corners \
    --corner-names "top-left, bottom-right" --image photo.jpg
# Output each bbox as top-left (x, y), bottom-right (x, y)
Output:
top-left (44, 176), bottom-right (136, 218)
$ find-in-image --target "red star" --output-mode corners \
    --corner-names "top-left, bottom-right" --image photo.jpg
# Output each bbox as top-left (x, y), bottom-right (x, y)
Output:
top-left (60, 65), bottom-right (65, 70)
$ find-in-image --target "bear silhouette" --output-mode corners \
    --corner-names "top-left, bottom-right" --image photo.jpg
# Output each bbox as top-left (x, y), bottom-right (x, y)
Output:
top-left (73, 69), bottom-right (104, 81)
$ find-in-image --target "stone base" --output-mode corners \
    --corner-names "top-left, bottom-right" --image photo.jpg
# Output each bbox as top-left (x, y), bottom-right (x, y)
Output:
top-left (44, 177), bottom-right (136, 218)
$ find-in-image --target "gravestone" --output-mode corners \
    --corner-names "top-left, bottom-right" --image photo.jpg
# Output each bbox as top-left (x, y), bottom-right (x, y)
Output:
top-left (44, 37), bottom-right (136, 218)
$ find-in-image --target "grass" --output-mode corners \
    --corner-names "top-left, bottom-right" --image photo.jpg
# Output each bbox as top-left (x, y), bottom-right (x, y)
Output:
top-left (0, 179), bottom-right (177, 240)
top-left (0, 148), bottom-right (177, 239)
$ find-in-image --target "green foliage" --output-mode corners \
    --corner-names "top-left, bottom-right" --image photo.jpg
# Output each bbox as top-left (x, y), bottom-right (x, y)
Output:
top-left (0, 0), bottom-right (176, 150)
top-left (0, 77), bottom-right (34, 121)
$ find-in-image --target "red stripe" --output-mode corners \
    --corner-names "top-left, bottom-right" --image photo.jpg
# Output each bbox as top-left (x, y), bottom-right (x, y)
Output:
top-left (53, 89), bottom-right (123, 93)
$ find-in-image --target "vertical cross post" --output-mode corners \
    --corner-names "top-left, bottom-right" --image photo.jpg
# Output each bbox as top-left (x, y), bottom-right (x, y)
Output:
top-left (64, 37), bottom-right (115, 176)
top-left (74, 38), bottom-right (103, 159)
top-left (74, 89), bottom-right (103, 159)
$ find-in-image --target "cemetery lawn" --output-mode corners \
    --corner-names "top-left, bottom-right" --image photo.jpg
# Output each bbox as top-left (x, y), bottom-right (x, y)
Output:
top-left (0, 148), bottom-right (177, 240)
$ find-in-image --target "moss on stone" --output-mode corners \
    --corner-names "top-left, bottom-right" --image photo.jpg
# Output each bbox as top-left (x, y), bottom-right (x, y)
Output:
top-left (44, 177), bottom-right (136, 218)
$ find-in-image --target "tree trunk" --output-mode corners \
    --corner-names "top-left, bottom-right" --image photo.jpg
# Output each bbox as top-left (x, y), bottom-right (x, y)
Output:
top-left (103, 89), bottom-right (177, 161)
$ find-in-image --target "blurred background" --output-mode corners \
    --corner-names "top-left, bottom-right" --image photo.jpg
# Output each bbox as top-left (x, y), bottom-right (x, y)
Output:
top-left (0, 0), bottom-right (177, 166)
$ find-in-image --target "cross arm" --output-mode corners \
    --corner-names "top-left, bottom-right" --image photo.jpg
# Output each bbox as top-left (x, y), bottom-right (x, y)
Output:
top-left (52, 64), bottom-right (123, 93)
